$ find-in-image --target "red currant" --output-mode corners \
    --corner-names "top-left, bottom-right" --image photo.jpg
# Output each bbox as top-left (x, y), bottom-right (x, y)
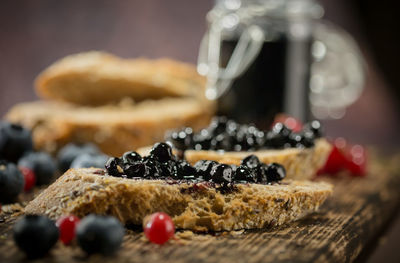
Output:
top-left (344, 144), bottom-right (367, 176)
top-left (19, 167), bottom-right (36, 192)
top-left (56, 215), bottom-right (80, 245)
top-left (144, 212), bottom-right (175, 245)
top-left (273, 114), bottom-right (303, 132)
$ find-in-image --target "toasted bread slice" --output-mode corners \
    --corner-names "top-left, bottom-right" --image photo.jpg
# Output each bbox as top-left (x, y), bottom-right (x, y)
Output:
top-left (137, 139), bottom-right (332, 180)
top-left (24, 168), bottom-right (332, 231)
top-left (35, 51), bottom-right (206, 105)
top-left (5, 98), bottom-right (213, 156)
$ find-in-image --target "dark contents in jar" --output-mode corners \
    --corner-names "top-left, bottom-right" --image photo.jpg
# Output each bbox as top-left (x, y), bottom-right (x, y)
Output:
top-left (218, 36), bottom-right (312, 127)
top-left (104, 142), bottom-right (286, 190)
top-left (167, 116), bottom-right (322, 152)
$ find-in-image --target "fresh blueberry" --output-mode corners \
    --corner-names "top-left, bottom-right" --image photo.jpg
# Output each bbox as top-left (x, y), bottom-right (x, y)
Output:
top-left (150, 142), bottom-right (173, 163)
top-left (70, 153), bottom-right (109, 169)
top-left (241, 155), bottom-right (260, 169)
top-left (0, 122), bottom-right (33, 162)
top-left (76, 214), bottom-right (124, 255)
top-left (234, 165), bottom-right (256, 183)
top-left (210, 164), bottom-right (233, 185)
top-left (57, 143), bottom-right (100, 173)
top-left (0, 160), bottom-right (24, 203)
top-left (194, 160), bottom-right (218, 180)
top-left (265, 163), bottom-right (286, 182)
top-left (18, 152), bottom-right (56, 185)
top-left (13, 215), bottom-right (59, 259)
top-left (191, 132), bottom-right (212, 151)
top-left (105, 157), bottom-right (124, 177)
top-left (122, 151), bottom-right (142, 164)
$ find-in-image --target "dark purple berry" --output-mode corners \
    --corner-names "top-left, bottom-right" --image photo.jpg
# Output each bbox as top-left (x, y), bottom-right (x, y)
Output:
top-left (18, 152), bottom-right (57, 185)
top-left (0, 122), bottom-right (33, 163)
top-left (105, 157), bottom-right (123, 177)
top-left (194, 160), bottom-right (218, 180)
top-left (122, 151), bottom-right (142, 164)
top-left (176, 160), bottom-right (197, 179)
top-left (143, 157), bottom-right (161, 178)
top-left (265, 163), bottom-right (286, 182)
top-left (76, 215), bottom-right (124, 255)
top-left (303, 120), bottom-right (323, 138)
top-left (13, 215), bottom-right (59, 259)
top-left (210, 164), bottom-right (233, 185)
top-left (234, 165), bottom-right (256, 183)
top-left (150, 142), bottom-right (173, 163)
top-left (254, 164), bottom-right (268, 183)
top-left (57, 143), bottom-right (100, 173)
top-left (124, 162), bottom-right (146, 178)
top-left (0, 160), bottom-right (24, 203)
top-left (241, 155), bottom-right (260, 169)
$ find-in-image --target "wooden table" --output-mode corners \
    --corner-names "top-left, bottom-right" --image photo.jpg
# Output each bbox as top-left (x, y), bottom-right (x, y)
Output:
top-left (1, 152), bottom-right (399, 263)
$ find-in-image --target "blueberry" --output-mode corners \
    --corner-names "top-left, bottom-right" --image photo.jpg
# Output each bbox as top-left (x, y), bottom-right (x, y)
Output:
top-left (76, 214), bottom-right (124, 255)
top-left (303, 120), bottom-right (323, 138)
top-left (105, 157), bottom-right (124, 177)
top-left (57, 143), bottom-right (100, 173)
top-left (175, 160), bottom-right (197, 179)
top-left (0, 160), bottom-right (24, 203)
top-left (194, 160), bottom-right (218, 180)
top-left (167, 127), bottom-right (193, 150)
top-left (122, 151), bottom-right (142, 164)
top-left (241, 155), bottom-right (260, 169)
top-left (265, 163), bottom-right (286, 182)
top-left (150, 142), bottom-right (173, 163)
top-left (208, 116), bottom-right (228, 135)
top-left (210, 164), bottom-right (233, 185)
top-left (124, 162), bottom-right (146, 178)
top-left (70, 153), bottom-right (109, 170)
top-left (0, 122), bottom-right (33, 162)
top-left (142, 156), bottom-right (161, 178)
top-left (13, 215), bottom-right (59, 259)
top-left (254, 164), bottom-right (268, 183)
top-left (191, 132), bottom-right (212, 151)
top-left (18, 152), bottom-right (56, 185)
top-left (234, 165), bottom-right (256, 183)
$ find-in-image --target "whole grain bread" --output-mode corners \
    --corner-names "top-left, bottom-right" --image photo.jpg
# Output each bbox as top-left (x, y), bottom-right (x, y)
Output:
top-left (5, 98), bottom-right (213, 156)
top-left (35, 51), bottom-right (207, 105)
top-left (24, 168), bottom-right (332, 231)
top-left (137, 139), bottom-right (332, 180)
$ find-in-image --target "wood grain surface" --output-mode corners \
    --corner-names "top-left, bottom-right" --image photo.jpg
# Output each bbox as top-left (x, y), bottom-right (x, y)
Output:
top-left (0, 152), bottom-right (399, 263)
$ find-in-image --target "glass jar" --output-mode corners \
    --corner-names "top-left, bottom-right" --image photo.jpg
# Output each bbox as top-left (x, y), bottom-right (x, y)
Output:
top-left (198, 0), bottom-right (365, 128)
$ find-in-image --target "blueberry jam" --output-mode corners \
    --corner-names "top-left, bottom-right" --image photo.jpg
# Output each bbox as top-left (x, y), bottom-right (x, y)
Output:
top-left (104, 143), bottom-right (286, 191)
top-left (167, 117), bottom-right (322, 152)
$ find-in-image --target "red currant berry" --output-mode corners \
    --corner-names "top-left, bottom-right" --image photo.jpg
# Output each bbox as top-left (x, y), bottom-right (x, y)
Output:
top-left (273, 114), bottom-right (303, 132)
top-left (56, 215), bottom-right (80, 245)
top-left (344, 144), bottom-right (367, 176)
top-left (19, 167), bottom-right (36, 192)
top-left (144, 212), bottom-right (175, 245)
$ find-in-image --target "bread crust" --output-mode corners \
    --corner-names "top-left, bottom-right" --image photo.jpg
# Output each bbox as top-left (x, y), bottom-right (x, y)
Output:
top-left (35, 51), bottom-right (207, 105)
top-left (5, 99), bottom-right (213, 156)
top-left (24, 168), bottom-right (332, 231)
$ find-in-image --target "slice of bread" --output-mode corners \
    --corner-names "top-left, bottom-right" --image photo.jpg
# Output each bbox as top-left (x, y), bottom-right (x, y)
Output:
top-left (137, 139), bottom-right (332, 180)
top-left (35, 51), bottom-right (206, 105)
top-left (5, 98), bottom-right (213, 156)
top-left (24, 168), bottom-right (332, 231)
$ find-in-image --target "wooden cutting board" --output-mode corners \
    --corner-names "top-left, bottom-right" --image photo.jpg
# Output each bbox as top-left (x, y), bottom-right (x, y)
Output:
top-left (1, 152), bottom-right (399, 263)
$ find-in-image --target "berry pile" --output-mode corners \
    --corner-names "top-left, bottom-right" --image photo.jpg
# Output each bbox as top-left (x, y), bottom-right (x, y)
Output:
top-left (167, 116), bottom-right (322, 152)
top-left (105, 142), bottom-right (286, 186)
top-left (13, 214), bottom-right (124, 258)
top-left (0, 121), bottom-right (57, 204)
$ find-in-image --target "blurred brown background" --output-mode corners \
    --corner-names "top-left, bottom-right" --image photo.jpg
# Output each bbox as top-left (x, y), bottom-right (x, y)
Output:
top-left (0, 1), bottom-right (399, 262)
